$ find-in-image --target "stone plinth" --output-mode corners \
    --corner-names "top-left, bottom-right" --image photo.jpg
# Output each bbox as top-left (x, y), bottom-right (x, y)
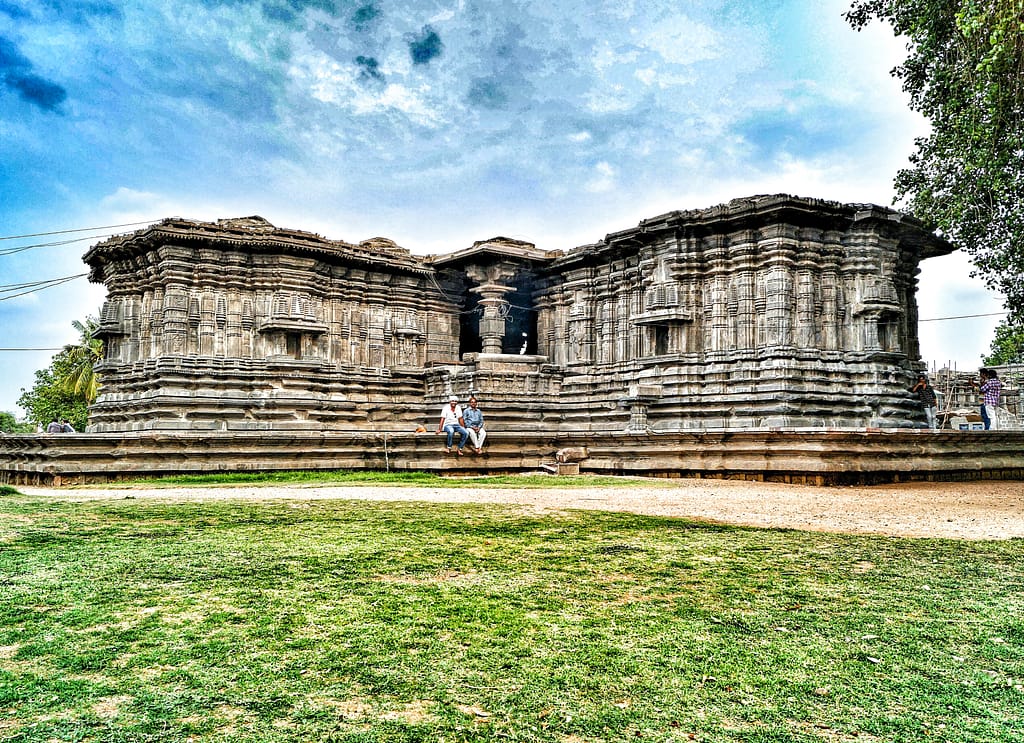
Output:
top-left (3, 430), bottom-right (1023, 487)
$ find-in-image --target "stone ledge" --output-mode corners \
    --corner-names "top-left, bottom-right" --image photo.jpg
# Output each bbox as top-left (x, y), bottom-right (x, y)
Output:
top-left (2, 430), bottom-right (1023, 487)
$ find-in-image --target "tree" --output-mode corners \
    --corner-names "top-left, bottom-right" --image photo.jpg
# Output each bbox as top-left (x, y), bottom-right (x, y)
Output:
top-left (16, 315), bottom-right (103, 432)
top-left (0, 411), bottom-right (34, 433)
top-left (17, 355), bottom-right (91, 432)
top-left (982, 318), bottom-right (1024, 365)
top-left (845, 0), bottom-right (1024, 322)
top-left (62, 317), bottom-right (103, 401)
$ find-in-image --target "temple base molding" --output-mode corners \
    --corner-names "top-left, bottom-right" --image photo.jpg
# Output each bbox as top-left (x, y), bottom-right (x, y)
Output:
top-left (3, 430), bottom-right (1023, 487)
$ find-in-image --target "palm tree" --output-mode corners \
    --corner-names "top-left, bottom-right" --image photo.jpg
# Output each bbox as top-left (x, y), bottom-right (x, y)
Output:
top-left (60, 316), bottom-right (104, 403)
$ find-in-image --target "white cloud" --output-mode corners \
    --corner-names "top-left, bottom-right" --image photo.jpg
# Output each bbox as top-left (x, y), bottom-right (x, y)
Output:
top-left (351, 83), bottom-right (442, 126)
top-left (916, 252), bottom-right (1005, 370)
top-left (584, 85), bottom-right (634, 113)
top-left (428, 1), bottom-right (464, 25)
top-left (635, 67), bottom-right (657, 86)
top-left (585, 161), bottom-right (616, 193)
top-left (297, 55), bottom-right (353, 105)
top-left (633, 15), bottom-right (720, 66)
top-left (592, 41), bottom-right (639, 72)
top-left (287, 45), bottom-right (443, 127)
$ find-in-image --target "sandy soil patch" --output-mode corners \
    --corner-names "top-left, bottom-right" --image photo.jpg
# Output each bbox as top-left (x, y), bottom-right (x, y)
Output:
top-left (18, 478), bottom-right (1024, 540)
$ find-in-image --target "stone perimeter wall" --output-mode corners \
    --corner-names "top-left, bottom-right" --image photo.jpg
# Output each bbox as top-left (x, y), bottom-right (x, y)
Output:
top-left (82, 196), bottom-right (953, 433)
top-left (3, 430), bottom-right (1023, 487)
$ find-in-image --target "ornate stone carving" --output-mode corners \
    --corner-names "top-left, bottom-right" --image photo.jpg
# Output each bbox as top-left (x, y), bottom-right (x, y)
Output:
top-left (83, 195), bottom-right (952, 432)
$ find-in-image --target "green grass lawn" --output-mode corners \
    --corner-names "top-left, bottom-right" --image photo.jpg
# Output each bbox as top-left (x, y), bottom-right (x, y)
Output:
top-left (1, 487), bottom-right (1021, 742)
top-left (115, 471), bottom-right (659, 488)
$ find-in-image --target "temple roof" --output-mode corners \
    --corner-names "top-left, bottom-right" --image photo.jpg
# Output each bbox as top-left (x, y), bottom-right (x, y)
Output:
top-left (429, 236), bottom-right (560, 268)
top-left (83, 215), bottom-right (430, 282)
top-left (555, 194), bottom-right (954, 266)
top-left (83, 195), bottom-right (954, 284)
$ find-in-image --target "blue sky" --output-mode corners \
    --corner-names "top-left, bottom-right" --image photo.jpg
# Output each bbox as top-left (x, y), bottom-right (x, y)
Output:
top-left (0, 0), bottom-right (1005, 416)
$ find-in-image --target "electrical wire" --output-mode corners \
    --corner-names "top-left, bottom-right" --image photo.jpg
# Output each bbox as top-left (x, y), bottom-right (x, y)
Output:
top-left (0, 274), bottom-right (88, 291)
top-left (0, 273), bottom-right (87, 301)
top-left (0, 234), bottom-right (107, 257)
top-left (918, 311), bottom-right (1007, 322)
top-left (0, 219), bottom-right (157, 241)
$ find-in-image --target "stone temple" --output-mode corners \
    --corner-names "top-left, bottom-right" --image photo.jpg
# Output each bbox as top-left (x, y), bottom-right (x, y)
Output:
top-left (83, 194), bottom-right (952, 434)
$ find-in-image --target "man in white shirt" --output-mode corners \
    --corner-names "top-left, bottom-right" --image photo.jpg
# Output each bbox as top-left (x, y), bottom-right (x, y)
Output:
top-left (436, 395), bottom-right (468, 454)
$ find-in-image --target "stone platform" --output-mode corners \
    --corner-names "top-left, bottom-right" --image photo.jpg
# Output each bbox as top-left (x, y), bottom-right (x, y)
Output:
top-left (2, 430), bottom-right (1023, 486)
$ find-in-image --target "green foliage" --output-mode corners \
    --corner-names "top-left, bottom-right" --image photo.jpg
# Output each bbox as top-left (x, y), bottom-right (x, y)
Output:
top-left (16, 315), bottom-right (102, 431)
top-left (983, 318), bottom-right (1024, 364)
top-left (846, 0), bottom-right (1024, 321)
top-left (0, 411), bottom-right (34, 433)
top-left (1, 494), bottom-right (1022, 741)
top-left (61, 317), bottom-right (103, 402)
top-left (0, 485), bottom-right (20, 496)
top-left (16, 358), bottom-right (89, 432)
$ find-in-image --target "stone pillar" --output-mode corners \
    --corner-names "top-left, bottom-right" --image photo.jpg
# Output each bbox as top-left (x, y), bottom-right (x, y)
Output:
top-left (471, 282), bottom-right (513, 354)
top-left (735, 270), bottom-right (756, 350)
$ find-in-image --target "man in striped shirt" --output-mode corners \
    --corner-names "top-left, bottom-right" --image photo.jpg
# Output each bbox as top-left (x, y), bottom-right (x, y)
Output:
top-left (977, 369), bottom-right (1002, 430)
top-left (911, 374), bottom-right (938, 430)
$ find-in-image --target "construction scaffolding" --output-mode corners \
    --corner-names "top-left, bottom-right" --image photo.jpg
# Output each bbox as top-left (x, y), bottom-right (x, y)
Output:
top-left (926, 362), bottom-right (1023, 430)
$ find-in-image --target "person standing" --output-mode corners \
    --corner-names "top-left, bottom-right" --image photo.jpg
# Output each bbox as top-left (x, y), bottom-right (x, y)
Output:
top-left (46, 418), bottom-right (62, 433)
top-left (463, 396), bottom-right (486, 454)
top-left (436, 395), bottom-right (468, 455)
top-left (911, 374), bottom-right (938, 430)
top-left (977, 369), bottom-right (1002, 430)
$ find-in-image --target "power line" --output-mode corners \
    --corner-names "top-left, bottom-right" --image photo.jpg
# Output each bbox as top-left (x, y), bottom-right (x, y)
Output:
top-left (0, 274), bottom-right (87, 291)
top-left (0, 273), bottom-right (88, 291)
top-left (0, 234), bottom-right (105, 257)
top-left (0, 219), bottom-right (157, 241)
top-left (0, 273), bottom-right (87, 301)
top-left (919, 311), bottom-right (1007, 322)
top-left (0, 347), bottom-right (66, 351)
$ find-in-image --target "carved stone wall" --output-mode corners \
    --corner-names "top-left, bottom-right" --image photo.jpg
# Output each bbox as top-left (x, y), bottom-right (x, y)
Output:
top-left (530, 196), bottom-right (949, 429)
top-left (83, 197), bottom-right (952, 432)
top-left (85, 217), bottom-right (459, 431)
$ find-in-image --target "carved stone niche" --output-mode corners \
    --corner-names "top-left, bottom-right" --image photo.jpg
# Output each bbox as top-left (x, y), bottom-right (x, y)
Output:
top-left (258, 290), bottom-right (328, 361)
top-left (391, 325), bottom-right (424, 369)
top-left (96, 299), bottom-right (126, 337)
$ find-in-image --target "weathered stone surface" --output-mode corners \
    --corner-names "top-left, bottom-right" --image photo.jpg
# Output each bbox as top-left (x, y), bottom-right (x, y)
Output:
top-left (3, 430), bottom-right (1023, 487)
top-left (82, 195), bottom-right (953, 433)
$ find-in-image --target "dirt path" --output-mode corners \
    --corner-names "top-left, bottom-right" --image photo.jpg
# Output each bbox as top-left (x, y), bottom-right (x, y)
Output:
top-left (20, 478), bottom-right (1024, 540)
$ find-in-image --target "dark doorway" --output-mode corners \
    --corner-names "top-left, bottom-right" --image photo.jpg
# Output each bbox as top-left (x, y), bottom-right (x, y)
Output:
top-left (654, 325), bottom-right (669, 356)
top-left (503, 283), bottom-right (537, 354)
top-left (459, 303), bottom-right (482, 357)
top-left (457, 274), bottom-right (538, 357)
top-left (286, 332), bottom-right (302, 359)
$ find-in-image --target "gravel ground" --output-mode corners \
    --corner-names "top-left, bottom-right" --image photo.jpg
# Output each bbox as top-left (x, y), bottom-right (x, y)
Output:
top-left (19, 478), bottom-right (1024, 540)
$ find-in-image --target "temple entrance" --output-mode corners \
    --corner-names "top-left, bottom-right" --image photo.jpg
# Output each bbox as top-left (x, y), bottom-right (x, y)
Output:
top-left (458, 276), bottom-right (538, 357)
top-left (502, 283), bottom-right (537, 355)
top-left (459, 303), bottom-right (482, 356)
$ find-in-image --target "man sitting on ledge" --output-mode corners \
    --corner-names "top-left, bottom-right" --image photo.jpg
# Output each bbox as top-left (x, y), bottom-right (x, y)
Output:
top-left (436, 396), bottom-right (468, 455)
top-left (463, 396), bottom-right (486, 454)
